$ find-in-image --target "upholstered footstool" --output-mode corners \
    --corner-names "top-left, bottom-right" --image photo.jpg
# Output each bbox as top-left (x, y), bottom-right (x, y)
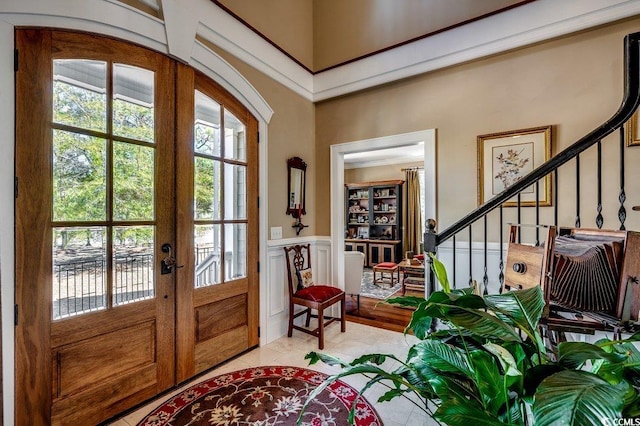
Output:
top-left (372, 262), bottom-right (399, 287)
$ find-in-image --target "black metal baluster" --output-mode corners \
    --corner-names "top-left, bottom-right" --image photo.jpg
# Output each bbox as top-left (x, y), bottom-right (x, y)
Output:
top-left (596, 140), bottom-right (604, 229)
top-left (517, 193), bottom-right (521, 243)
top-left (619, 126), bottom-right (627, 230)
top-left (575, 154), bottom-right (581, 228)
top-left (554, 169), bottom-right (558, 227)
top-left (483, 215), bottom-right (488, 295)
top-left (536, 180), bottom-right (540, 247)
top-left (452, 235), bottom-right (457, 289)
top-left (499, 206), bottom-right (504, 293)
top-left (468, 225), bottom-right (473, 286)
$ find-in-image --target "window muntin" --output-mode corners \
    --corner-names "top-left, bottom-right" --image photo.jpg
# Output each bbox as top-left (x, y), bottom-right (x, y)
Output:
top-left (193, 92), bottom-right (248, 288)
top-left (52, 60), bottom-right (157, 319)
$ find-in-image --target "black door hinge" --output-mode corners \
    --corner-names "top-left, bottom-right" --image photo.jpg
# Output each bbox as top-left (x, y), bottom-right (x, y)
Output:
top-left (257, 131), bottom-right (260, 144)
top-left (258, 326), bottom-right (260, 338)
top-left (257, 196), bottom-right (260, 209)
top-left (14, 304), bottom-right (18, 326)
top-left (257, 261), bottom-right (260, 273)
top-left (14, 49), bottom-right (18, 72)
top-left (14, 177), bottom-right (18, 199)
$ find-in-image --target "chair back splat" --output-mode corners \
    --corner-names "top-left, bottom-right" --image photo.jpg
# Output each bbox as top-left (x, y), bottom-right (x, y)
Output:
top-left (283, 244), bottom-right (346, 349)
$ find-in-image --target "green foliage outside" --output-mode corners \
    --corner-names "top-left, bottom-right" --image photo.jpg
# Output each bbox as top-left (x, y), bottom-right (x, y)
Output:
top-left (52, 76), bottom-right (220, 247)
top-left (303, 255), bottom-right (640, 425)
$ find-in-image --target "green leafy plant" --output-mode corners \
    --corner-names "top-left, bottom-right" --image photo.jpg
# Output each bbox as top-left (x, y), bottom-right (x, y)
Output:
top-left (302, 257), bottom-right (640, 425)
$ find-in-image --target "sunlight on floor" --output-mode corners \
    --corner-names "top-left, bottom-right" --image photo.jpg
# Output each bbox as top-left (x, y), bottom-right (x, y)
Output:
top-left (107, 322), bottom-right (439, 425)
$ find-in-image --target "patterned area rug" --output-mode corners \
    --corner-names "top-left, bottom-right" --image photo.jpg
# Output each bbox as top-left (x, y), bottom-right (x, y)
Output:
top-left (360, 268), bottom-right (402, 299)
top-left (137, 366), bottom-right (381, 426)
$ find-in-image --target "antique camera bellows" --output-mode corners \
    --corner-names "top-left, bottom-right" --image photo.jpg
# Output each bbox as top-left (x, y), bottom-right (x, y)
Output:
top-left (551, 234), bottom-right (624, 313)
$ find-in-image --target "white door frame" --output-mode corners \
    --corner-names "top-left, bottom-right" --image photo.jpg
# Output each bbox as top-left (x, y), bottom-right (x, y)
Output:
top-left (330, 129), bottom-right (437, 289)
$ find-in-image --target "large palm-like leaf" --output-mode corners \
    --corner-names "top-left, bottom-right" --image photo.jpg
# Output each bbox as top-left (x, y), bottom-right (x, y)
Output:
top-left (435, 400), bottom-right (521, 426)
top-left (533, 370), bottom-right (629, 426)
top-left (484, 286), bottom-right (546, 352)
top-left (438, 305), bottom-right (523, 342)
top-left (469, 349), bottom-right (507, 414)
top-left (414, 339), bottom-right (473, 376)
top-left (557, 341), bottom-right (627, 369)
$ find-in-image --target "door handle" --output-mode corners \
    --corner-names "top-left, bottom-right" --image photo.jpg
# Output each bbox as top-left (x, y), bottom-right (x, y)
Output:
top-left (161, 243), bottom-right (183, 275)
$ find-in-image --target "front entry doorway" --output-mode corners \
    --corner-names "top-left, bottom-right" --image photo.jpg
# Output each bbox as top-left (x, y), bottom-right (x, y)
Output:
top-left (15, 29), bottom-right (259, 425)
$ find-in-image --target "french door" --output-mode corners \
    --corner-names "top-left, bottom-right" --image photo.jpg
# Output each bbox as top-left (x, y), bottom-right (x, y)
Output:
top-left (15, 30), bottom-right (259, 425)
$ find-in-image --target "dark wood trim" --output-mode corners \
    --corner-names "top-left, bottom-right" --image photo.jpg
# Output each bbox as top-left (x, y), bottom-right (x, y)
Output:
top-left (210, 0), bottom-right (536, 74)
top-left (208, 0), bottom-right (313, 73)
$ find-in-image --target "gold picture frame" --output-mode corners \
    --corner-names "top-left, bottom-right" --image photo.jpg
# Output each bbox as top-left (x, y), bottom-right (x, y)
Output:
top-left (477, 125), bottom-right (552, 207)
top-left (627, 111), bottom-right (640, 146)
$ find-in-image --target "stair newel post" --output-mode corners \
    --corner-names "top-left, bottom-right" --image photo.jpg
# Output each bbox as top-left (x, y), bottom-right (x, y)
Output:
top-left (423, 218), bottom-right (438, 297)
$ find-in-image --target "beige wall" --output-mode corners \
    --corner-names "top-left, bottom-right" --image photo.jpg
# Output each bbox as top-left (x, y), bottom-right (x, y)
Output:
top-left (316, 18), bottom-right (640, 241)
top-left (216, 0), bottom-right (314, 70)
top-left (313, 0), bottom-right (524, 70)
top-left (344, 161), bottom-right (421, 184)
top-left (199, 40), bottom-right (317, 239)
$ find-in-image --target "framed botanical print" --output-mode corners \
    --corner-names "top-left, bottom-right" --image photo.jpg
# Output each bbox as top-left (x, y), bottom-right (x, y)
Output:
top-left (627, 111), bottom-right (640, 146)
top-left (478, 125), bottom-right (552, 207)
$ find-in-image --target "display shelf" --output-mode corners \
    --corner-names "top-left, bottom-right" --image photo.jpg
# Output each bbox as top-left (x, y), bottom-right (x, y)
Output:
top-left (345, 179), bottom-right (404, 266)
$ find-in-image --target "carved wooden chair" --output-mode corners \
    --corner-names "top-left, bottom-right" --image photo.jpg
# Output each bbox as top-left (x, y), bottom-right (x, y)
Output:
top-left (502, 224), bottom-right (634, 348)
top-left (283, 244), bottom-right (345, 349)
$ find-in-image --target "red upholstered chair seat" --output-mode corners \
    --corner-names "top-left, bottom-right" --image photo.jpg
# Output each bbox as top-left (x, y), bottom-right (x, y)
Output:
top-left (375, 262), bottom-right (397, 269)
top-left (284, 244), bottom-right (346, 349)
top-left (295, 285), bottom-right (343, 302)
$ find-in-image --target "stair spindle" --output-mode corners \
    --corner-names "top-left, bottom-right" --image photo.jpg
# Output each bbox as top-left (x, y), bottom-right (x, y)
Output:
top-left (596, 140), bottom-right (603, 229)
top-left (575, 154), bottom-right (581, 228)
top-left (554, 169), bottom-right (558, 227)
top-left (619, 126), bottom-right (627, 230)
top-left (483, 215), bottom-right (488, 295)
top-left (452, 235), bottom-right (457, 289)
top-left (468, 225), bottom-right (473, 286)
top-left (517, 193), bottom-right (521, 243)
top-left (535, 180), bottom-right (540, 245)
top-left (498, 206), bottom-right (504, 294)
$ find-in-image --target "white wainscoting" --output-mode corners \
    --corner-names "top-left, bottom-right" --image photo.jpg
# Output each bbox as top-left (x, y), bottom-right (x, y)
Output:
top-left (264, 236), bottom-right (332, 345)
top-left (262, 237), bottom-right (508, 344)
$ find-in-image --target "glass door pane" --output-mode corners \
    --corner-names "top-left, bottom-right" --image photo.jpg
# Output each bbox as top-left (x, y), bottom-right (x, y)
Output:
top-left (193, 92), bottom-right (248, 287)
top-left (51, 58), bottom-right (158, 319)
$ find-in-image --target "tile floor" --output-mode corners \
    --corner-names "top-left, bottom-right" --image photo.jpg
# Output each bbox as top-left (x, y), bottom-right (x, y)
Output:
top-left (107, 321), bottom-right (440, 425)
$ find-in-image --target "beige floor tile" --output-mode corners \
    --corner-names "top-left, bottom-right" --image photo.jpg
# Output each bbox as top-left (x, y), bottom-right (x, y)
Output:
top-left (109, 322), bottom-right (423, 425)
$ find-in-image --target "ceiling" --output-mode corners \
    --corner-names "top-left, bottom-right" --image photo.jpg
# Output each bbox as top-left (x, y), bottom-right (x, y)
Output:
top-left (344, 143), bottom-right (424, 169)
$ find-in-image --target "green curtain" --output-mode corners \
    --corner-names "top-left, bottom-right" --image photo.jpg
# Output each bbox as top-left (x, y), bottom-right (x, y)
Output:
top-left (403, 169), bottom-right (423, 256)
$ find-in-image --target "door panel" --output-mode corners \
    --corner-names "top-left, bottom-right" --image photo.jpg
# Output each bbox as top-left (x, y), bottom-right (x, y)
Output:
top-left (15, 29), bottom-right (176, 425)
top-left (175, 64), bottom-right (259, 381)
top-left (16, 29), bottom-right (259, 425)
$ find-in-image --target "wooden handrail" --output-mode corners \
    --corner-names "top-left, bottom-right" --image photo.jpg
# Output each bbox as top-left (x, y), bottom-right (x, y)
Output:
top-left (435, 31), bottom-right (640, 245)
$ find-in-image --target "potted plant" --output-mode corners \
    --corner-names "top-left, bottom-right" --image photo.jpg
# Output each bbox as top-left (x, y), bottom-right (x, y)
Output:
top-left (302, 256), bottom-right (640, 425)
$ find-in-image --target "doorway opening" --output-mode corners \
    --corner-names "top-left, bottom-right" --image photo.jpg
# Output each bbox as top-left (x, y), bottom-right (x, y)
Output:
top-left (330, 129), bottom-right (437, 320)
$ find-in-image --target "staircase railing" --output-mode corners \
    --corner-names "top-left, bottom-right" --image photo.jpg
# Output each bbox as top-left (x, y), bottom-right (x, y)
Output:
top-left (424, 31), bottom-right (640, 295)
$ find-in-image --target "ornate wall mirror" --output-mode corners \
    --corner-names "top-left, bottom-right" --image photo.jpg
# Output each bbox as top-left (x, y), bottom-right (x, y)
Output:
top-left (287, 156), bottom-right (306, 218)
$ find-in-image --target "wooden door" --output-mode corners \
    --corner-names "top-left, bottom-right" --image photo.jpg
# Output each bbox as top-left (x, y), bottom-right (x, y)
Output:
top-left (174, 64), bottom-right (259, 381)
top-left (15, 30), bottom-right (176, 425)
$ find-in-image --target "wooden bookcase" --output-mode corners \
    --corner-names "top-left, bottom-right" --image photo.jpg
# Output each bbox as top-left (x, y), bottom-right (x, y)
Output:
top-left (345, 180), bottom-right (403, 267)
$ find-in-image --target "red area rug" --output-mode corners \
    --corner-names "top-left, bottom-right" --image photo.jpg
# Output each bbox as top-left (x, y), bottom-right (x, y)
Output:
top-left (137, 366), bottom-right (382, 426)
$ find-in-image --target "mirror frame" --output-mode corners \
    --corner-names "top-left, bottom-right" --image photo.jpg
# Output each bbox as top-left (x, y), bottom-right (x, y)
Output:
top-left (286, 156), bottom-right (307, 219)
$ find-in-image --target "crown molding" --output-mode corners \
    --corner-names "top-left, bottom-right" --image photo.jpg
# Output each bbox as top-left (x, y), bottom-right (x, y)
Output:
top-left (1, 0), bottom-right (640, 103)
top-left (312, 0), bottom-right (640, 101)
